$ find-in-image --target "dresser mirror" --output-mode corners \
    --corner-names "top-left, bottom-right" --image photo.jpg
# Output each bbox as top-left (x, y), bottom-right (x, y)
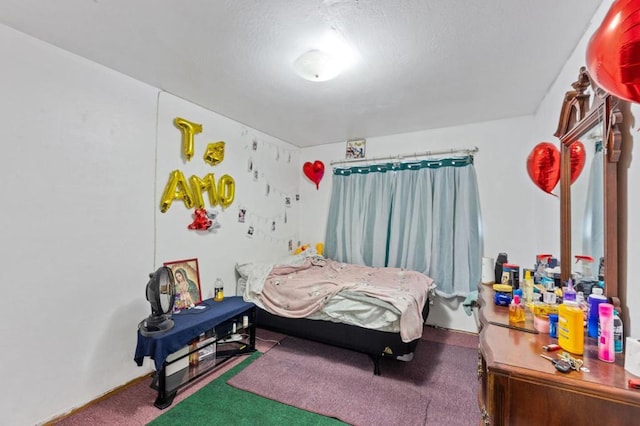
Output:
top-left (554, 66), bottom-right (622, 306)
top-left (570, 125), bottom-right (603, 275)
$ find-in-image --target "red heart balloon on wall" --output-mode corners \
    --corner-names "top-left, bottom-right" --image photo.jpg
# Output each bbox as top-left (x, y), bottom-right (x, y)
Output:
top-left (569, 141), bottom-right (586, 184)
top-left (586, 0), bottom-right (640, 103)
top-left (303, 160), bottom-right (325, 189)
top-left (527, 142), bottom-right (560, 195)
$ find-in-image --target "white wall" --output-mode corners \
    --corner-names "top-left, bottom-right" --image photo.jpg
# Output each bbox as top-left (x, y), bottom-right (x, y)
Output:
top-left (0, 23), bottom-right (156, 426)
top-left (154, 92), bottom-right (301, 298)
top-left (0, 24), bottom-right (300, 426)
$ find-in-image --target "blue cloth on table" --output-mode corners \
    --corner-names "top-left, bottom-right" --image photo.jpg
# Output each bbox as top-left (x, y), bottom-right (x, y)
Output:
top-left (134, 296), bottom-right (254, 372)
top-left (462, 290), bottom-right (478, 316)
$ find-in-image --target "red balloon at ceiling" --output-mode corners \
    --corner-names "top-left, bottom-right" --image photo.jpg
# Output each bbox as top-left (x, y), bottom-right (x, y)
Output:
top-left (586, 0), bottom-right (640, 103)
top-left (527, 143), bottom-right (560, 195)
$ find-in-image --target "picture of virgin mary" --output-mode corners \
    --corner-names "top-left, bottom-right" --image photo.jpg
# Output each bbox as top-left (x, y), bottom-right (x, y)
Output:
top-left (174, 268), bottom-right (200, 307)
top-left (164, 258), bottom-right (202, 308)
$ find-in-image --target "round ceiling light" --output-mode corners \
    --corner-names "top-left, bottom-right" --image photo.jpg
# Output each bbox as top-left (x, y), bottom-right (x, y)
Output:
top-left (293, 49), bottom-right (343, 82)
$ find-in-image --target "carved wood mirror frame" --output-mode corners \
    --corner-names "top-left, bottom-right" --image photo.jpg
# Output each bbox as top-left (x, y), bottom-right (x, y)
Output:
top-left (554, 66), bottom-right (622, 306)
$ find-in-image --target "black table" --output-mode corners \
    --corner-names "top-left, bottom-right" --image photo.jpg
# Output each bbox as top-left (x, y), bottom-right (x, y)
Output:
top-left (134, 296), bottom-right (256, 408)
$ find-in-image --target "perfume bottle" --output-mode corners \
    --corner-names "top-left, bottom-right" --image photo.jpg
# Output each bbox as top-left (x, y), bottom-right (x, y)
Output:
top-left (509, 295), bottom-right (525, 325)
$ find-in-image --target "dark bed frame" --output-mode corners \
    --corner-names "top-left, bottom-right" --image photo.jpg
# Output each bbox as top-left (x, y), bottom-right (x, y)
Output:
top-left (256, 300), bottom-right (430, 375)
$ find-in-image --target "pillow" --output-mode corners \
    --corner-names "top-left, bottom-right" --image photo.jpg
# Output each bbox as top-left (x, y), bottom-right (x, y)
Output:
top-left (235, 261), bottom-right (253, 279)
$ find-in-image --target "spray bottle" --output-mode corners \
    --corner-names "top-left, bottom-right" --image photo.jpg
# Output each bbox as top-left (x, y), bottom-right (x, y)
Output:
top-left (574, 255), bottom-right (596, 295)
top-left (534, 254), bottom-right (553, 284)
top-left (574, 255), bottom-right (595, 279)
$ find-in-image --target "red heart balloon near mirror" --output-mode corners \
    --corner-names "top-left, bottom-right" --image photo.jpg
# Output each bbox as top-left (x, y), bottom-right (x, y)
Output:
top-left (303, 160), bottom-right (325, 189)
top-left (586, 0), bottom-right (640, 103)
top-left (527, 142), bottom-right (560, 195)
top-left (569, 141), bottom-right (586, 184)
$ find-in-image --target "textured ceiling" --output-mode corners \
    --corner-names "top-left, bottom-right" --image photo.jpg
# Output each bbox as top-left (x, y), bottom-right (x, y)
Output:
top-left (0, 0), bottom-right (603, 147)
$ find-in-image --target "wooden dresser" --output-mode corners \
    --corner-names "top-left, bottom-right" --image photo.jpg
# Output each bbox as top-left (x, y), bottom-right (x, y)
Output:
top-left (477, 283), bottom-right (640, 425)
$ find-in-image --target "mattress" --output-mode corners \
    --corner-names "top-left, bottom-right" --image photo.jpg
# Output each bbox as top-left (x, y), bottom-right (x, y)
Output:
top-left (236, 251), bottom-right (435, 342)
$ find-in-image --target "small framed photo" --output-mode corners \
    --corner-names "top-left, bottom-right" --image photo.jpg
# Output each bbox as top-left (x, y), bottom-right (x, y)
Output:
top-left (346, 138), bottom-right (366, 159)
top-left (164, 258), bottom-right (202, 307)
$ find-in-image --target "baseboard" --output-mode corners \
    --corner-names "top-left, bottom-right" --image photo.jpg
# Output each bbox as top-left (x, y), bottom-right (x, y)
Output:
top-left (41, 372), bottom-right (153, 425)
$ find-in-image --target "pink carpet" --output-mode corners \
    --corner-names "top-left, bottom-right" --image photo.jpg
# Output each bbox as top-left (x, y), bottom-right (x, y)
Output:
top-left (49, 326), bottom-right (477, 425)
top-left (228, 328), bottom-right (480, 426)
top-left (49, 328), bottom-right (286, 426)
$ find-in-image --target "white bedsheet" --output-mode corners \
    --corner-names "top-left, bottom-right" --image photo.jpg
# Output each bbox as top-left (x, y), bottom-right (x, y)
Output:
top-left (236, 252), bottom-right (435, 341)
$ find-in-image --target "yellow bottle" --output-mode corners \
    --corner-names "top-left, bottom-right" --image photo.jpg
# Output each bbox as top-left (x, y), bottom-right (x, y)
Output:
top-left (558, 300), bottom-right (584, 354)
top-left (214, 278), bottom-right (224, 302)
top-left (522, 270), bottom-right (534, 307)
top-left (509, 295), bottom-right (526, 325)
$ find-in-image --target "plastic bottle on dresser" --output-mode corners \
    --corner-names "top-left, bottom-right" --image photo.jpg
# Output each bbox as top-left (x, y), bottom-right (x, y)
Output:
top-left (542, 277), bottom-right (557, 305)
top-left (509, 294), bottom-right (526, 325)
top-left (613, 309), bottom-right (623, 353)
top-left (548, 314), bottom-right (559, 338)
top-left (587, 287), bottom-right (607, 338)
top-left (577, 291), bottom-right (588, 326)
top-left (598, 303), bottom-right (615, 362)
top-left (558, 279), bottom-right (584, 354)
top-left (522, 270), bottom-right (534, 307)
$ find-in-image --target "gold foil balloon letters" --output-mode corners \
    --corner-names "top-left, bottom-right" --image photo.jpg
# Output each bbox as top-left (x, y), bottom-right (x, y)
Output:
top-left (217, 174), bottom-right (236, 208)
top-left (174, 117), bottom-right (203, 161)
top-left (189, 173), bottom-right (220, 208)
top-left (162, 172), bottom-right (236, 212)
top-left (203, 141), bottom-right (226, 166)
top-left (160, 117), bottom-right (236, 214)
top-left (160, 170), bottom-right (195, 212)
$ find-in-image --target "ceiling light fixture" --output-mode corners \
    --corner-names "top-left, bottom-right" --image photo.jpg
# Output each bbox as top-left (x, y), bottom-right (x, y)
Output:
top-left (293, 49), bottom-right (342, 82)
top-left (293, 31), bottom-right (358, 82)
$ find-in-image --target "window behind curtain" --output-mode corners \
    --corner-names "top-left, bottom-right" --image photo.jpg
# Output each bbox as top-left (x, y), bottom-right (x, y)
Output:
top-left (325, 156), bottom-right (482, 297)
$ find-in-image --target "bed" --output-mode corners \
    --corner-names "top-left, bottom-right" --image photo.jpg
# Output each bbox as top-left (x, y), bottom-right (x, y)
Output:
top-left (236, 251), bottom-right (435, 375)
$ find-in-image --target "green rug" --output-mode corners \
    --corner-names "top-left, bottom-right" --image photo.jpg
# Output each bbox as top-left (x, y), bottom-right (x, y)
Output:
top-left (149, 352), bottom-right (346, 426)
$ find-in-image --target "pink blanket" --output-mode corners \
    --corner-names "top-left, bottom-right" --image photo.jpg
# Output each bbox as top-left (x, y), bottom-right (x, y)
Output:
top-left (259, 258), bottom-right (433, 342)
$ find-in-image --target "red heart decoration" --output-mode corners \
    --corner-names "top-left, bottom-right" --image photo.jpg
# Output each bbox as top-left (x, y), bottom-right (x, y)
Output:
top-left (569, 141), bottom-right (586, 184)
top-left (527, 142), bottom-right (560, 195)
top-left (303, 160), bottom-right (325, 190)
top-left (586, 0), bottom-right (640, 103)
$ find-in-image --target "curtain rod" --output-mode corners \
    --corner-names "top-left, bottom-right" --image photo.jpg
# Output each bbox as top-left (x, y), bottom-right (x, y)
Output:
top-left (330, 146), bottom-right (479, 166)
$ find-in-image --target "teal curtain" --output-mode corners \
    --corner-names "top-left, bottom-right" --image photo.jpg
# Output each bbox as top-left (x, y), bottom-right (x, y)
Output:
top-left (325, 156), bottom-right (482, 297)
